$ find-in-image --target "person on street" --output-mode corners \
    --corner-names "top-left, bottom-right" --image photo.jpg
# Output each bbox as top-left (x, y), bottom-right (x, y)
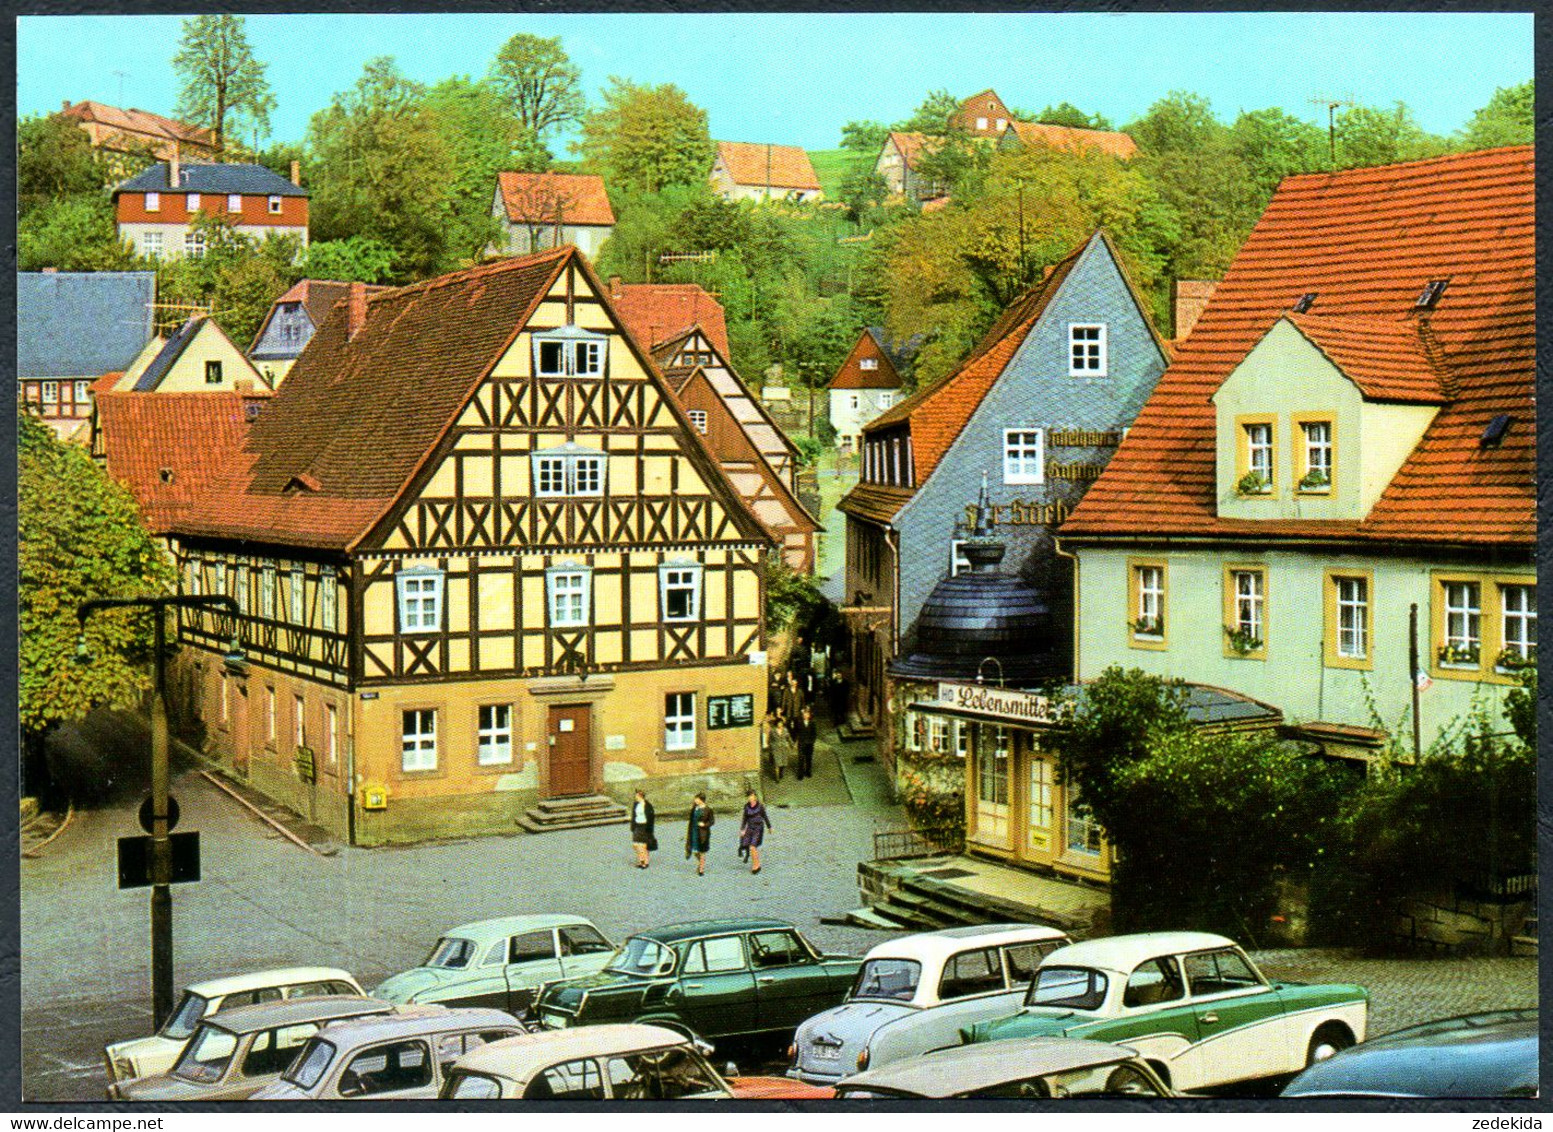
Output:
top-left (739, 790), bottom-right (772, 874)
top-left (794, 706), bottom-right (817, 780)
top-left (630, 789), bottom-right (656, 869)
top-left (685, 793), bottom-right (714, 876)
top-left (766, 707), bottom-right (788, 781)
top-left (827, 668), bottom-right (849, 727)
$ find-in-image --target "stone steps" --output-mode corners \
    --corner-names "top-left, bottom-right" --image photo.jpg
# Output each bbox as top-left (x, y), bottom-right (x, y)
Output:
top-left (518, 794), bottom-right (630, 834)
top-left (1511, 935), bottom-right (1538, 958)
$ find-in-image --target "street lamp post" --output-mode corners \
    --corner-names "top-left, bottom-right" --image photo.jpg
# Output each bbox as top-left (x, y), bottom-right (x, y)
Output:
top-left (76, 593), bottom-right (238, 1028)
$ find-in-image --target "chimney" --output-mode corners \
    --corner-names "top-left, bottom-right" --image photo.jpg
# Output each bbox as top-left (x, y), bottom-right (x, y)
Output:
top-left (168, 143), bottom-right (180, 190)
top-left (1173, 279), bottom-right (1217, 343)
top-left (290, 160), bottom-right (301, 187)
top-left (609, 276), bottom-right (622, 299)
top-left (62, 100), bottom-right (70, 112)
top-left (346, 281), bottom-right (367, 340)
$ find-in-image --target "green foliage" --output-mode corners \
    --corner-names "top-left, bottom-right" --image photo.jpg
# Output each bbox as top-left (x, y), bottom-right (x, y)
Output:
top-left (1336, 103), bottom-right (1450, 169)
top-left (840, 120), bottom-right (890, 153)
top-left (1128, 91), bottom-right (1222, 154)
top-left (1461, 81), bottom-right (1533, 149)
top-left (792, 433), bottom-right (826, 468)
top-left (255, 140), bottom-right (306, 182)
top-left (1050, 666), bottom-right (1189, 805)
top-left (1228, 108), bottom-right (1327, 197)
top-left (894, 89), bottom-right (960, 135)
top-left (300, 236), bottom-right (399, 284)
top-left (1036, 102), bottom-right (1113, 131)
top-left (19, 413), bottom-right (174, 740)
top-left (488, 33), bottom-right (585, 140)
top-left (896, 751), bottom-right (966, 840)
top-left (764, 554), bottom-right (824, 633)
top-left (154, 214), bottom-right (302, 347)
top-left (576, 77), bottom-right (715, 195)
top-left (1503, 667), bottom-right (1536, 753)
top-left (18, 114), bottom-right (111, 213)
top-left (172, 14), bottom-right (275, 154)
top-left (18, 196), bottom-right (138, 272)
top-left (425, 76), bottom-right (536, 266)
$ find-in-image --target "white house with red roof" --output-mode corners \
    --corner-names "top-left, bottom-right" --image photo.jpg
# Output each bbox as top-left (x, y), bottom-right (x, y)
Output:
top-left (490, 172), bottom-right (615, 259)
top-left (826, 327), bottom-right (920, 450)
top-left (710, 142), bottom-right (822, 203)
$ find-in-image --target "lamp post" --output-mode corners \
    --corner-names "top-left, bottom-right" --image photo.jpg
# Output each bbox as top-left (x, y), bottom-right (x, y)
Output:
top-left (76, 593), bottom-right (239, 1028)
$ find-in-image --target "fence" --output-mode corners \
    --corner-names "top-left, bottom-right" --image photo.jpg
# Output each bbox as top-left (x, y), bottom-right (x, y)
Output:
top-left (872, 825), bottom-right (964, 861)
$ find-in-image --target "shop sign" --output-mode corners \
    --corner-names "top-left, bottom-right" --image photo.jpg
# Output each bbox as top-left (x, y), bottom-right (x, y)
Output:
top-left (961, 499), bottom-right (1072, 529)
top-left (707, 693), bottom-right (755, 730)
top-left (936, 681), bottom-right (1057, 725)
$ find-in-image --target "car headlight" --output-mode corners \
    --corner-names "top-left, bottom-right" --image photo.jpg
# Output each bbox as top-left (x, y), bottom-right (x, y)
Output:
top-left (856, 1047), bottom-right (870, 1071)
top-left (787, 1043), bottom-right (796, 1064)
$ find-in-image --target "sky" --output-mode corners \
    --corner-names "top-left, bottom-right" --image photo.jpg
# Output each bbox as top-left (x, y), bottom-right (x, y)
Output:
top-left (17, 11), bottom-right (1533, 153)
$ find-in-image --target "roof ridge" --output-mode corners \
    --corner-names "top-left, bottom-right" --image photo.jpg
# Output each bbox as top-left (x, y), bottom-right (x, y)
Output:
top-left (385, 247), bottom-right (573, 301)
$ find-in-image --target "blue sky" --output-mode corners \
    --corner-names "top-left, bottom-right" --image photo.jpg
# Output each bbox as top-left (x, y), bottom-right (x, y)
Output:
top-left (18, 12), bottom-right (1532, 153)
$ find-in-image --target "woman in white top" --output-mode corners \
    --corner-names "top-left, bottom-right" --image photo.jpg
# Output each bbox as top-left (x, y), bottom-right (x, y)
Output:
top-left (630, 789), bottom-right (656, 869)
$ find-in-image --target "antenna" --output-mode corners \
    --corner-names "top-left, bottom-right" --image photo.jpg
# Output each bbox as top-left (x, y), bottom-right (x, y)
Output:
top-left (1309, 93), bottom-right (1355, 167)
top-left (113, 69), bottom-right (130, 105)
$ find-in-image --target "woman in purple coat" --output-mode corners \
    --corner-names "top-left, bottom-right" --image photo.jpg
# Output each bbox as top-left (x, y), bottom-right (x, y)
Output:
top-left (738, 790), bottom-right (772, 874)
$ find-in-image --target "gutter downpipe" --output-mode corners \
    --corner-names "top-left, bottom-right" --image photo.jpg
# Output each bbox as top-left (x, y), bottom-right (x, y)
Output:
top-left (1053, 535), bottom-right (1080, 680)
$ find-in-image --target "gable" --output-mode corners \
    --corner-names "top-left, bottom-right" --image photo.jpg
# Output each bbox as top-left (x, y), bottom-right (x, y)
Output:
top-left (134, 319), bottom-right (265, 393)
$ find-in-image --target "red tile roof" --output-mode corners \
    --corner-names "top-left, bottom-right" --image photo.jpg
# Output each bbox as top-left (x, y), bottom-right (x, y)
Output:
top-left (716, 142), bottom-right (821, 191)
top-left (885, 131), bottom-right (941, 171)
top-left (608, 282), bottom-right (731, 358)
top-left (95, 391), bottom-right (255, 534)
top-left (1063, 146), bottom-right (1534, 548)
top-left (829, 329), bottom-right (904, 391)
top-left (1284, 313), bottom-right (1448, 404)
top-left (496, 172), bottom-right (615, 227)
top-left (1002, 119), bottom-right (1139, 161)
top-left (61, 100), bottom-right (217, 151)
top-left (271, 279), bottom-right (394, 331)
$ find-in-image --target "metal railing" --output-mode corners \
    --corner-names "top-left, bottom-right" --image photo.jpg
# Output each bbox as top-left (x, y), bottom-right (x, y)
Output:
top-left (872, 825), bottom-right (964, 861)
top-left (1455, 869), bottom-right (1538, 901)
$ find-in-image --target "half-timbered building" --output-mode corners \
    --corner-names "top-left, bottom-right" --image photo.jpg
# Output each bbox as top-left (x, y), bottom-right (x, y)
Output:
top-left (170, 247), bottom-right (773, 845)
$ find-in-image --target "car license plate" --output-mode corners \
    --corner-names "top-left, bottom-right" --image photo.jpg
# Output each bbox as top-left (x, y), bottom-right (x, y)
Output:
top-left (812, 1045), bottom-right (840, 1061)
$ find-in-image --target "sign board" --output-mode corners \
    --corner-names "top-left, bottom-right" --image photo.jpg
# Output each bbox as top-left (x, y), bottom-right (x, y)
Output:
top-left (707, 693), bottom-right (755, 730)
top-left (935, 682), bottom-right (1057, 726)
top-left (137, 794), bottom-right (180, 835)
top-left (117, 832), bottom-right (200, 889)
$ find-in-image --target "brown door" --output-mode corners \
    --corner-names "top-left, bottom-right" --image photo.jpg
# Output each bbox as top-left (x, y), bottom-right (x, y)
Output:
top-left (232, 679), bottom-right (250, 776)
top-left (547, 704), bottom-right (592, 796)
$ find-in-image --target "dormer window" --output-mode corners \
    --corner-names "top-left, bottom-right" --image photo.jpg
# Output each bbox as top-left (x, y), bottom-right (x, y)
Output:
top-left (1416, 279), bottom-right (1449, 310)
top-left (1293, 292), bottom-right (1317, 313)
top-left (533, 326), bottom-right (608, 378)
top-left (1068, 324), bottom-right (1107, 376)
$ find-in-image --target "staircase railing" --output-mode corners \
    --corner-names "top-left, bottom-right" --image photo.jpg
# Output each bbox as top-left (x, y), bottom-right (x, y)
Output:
top-left (872, 825), bottom-right (963, 861)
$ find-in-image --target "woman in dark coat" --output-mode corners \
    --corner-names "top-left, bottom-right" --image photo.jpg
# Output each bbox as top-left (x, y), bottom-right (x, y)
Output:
top-left (685, 793), bottom-right (714, 876)
top-left (738, 790), bottom-right (772, 874)
top-left (630, 789), bottom-right (656, 869)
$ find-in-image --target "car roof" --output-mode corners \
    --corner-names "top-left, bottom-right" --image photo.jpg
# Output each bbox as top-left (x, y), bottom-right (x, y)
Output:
top-left (839, 1036), bottom-right (1141, 1097)
top-left (1041, 932), bottom-right (1237, 974)
top-left (864, 924), bottom-right (1067, 965)
top-left (441, 915), bottom-right (596, 945)
top-left (203, 996), bottom-right (392, 1035)
top-left (1283, 1013), bottom-right (1538, 1098)
top-left (635, 919), bottom-right (794, 944)
top-left (313, 1007), bottom-right (521, 1049)
top-left (450, 1024), bottom-right (692, 1082)
top-left (185, 967), bottom-right (361, 998)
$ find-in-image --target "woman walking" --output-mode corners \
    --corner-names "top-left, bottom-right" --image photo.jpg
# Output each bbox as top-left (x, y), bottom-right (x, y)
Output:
top-left (630, 789), bottom-right (656, 869)
top-left (685, 793), bottom-right (715, 876)
top-left (739, 790), bottom-right (772, 874)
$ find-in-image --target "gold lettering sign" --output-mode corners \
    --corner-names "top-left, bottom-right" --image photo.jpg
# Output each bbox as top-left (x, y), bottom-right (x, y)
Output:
top-left (1050, 429), bottom-right (1122, 448)
top-left (963, 500), bottom-right (1072, 528)
top-left (1048, 462), bottom-right (1105, 481)
top-left (936, 681), bottom-right (1057, 725)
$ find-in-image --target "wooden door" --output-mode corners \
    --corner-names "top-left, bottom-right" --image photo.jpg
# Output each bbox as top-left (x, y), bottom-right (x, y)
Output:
top-left (232, 678), bottom-right (250, 776)
top-left (547, 704), bottom-right (592, 796)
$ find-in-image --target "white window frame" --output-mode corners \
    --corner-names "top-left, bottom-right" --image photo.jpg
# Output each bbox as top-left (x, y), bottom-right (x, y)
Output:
top-left (860, 357), bottom-right (879, 371)
top-left (40, 381), bottom-right (58, 405)
top-left (976, 116), bottom-right (989, 130)
top-left (219, 673), bottom-right (230, 724)
top-left (396, 567), bottom-right (445, 634)
top-left (188, 559), bottom-right (202, 596)
top-left (227, 193), bottom-right (242, 213)
top-left (215, 561), bottom-right (227, 595)
top-left (848, 393), bottom-right (861, 412)
top-left (145, 191), bottom-right (160, 212)
top-left (532, 327), bottom-right (609, 378)
top-left (186, 228), bottom-right (207, 258)
top-left (1245, 422), bottom-right (1274, 486)
top-left (267, 195), bottom-right (283, 215)
top-left (1501, 584), bottom-right (1536, 661)
top-left (265, 685), bottom-right (277, 744)
top-left (1003, 429), bottom-right (1045, 485)
top-left (289, 567), bottom-right (304, 623)
top-left (878, 391), bottom-right (895, 410)
top-left (659, 563), bottom-right (703, 623)
top-left (477, 704), bottom-right (514, 766)
top-left (664, 692), bottom-right (696, 751)
top-left (141, 231), bottom-right (163, 258)
top-left (186, 192), bottom-right (201, 213)
top-left (1136, 565), bottom-right (1164, 637)
top-left (324, 702), bottom-right (339, 769)
top-left (1336, 576), bottom-right (1369, 660)
top-left (74, 380), bottom-right (90, 402)
top-left (261, 565), bottom-right (276, 618)
top-left (1443, 581), bottom-right (1481, 654)
top-left (687, 409), bottom-right (708, 434)
top-left (950, 539), bottom-right (971, 577)
top-left (531, 448), bottom-right (606, 498)
top-left (1302, 421), bottom-right (1332, 482)
top-left (1068, 323), bottom-right (1107, 376)
top-left (235, 565), bottom-right (249, 613)
top-left (546, 567), bottom-right (591, 627)
top-left (1232, 570), bottom-right (1264, 641)
top-left (320, 567), bottom-right (337, 632)
top-left (293, 693), bottom-right (306, 750)
top-left (401, 708), bottom-right (438, 772)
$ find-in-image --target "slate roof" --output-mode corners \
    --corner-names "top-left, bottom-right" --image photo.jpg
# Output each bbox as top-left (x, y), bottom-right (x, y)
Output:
top-left (18, 271), bottom-right (157, 379)
top-left (61, 101), bottom-right (217, 150)
top-left (609, 282), bottom-right (731, 358)
top-left (248, 280), bottom-right (392, 357)
top-left (1063, 147), bottom-right (1534, 549)
top-left (1002, 120), bottom-right (1139, 161)
top-left (716, 142), bottom-right (821, 191)
top-left (1283, 313), bottom-right (1449, 404)
top-left (496, 172), bottom-right (615, 227)
top-left (115, 162), bottom-right (307, 198)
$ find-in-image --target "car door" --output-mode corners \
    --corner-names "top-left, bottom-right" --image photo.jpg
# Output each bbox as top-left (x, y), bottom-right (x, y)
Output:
top-left (557, 923), bottom-right (615, 978)
top-left (675, 935), bottom-right (757, 1039)
top-left (335, 1039), bottom-right (438, 1099)
top-left (1176, 948), bottom-right (1287, 1089)
top-left (748, 929), bottom-right (833, 1033)
top-left (505, 929), bottom-right (566, 1013)
top-left (1082, 955), bottom-right (1200, 1085)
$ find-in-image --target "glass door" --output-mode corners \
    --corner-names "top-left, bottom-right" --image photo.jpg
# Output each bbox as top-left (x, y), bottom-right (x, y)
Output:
top-left (973, 725), bottom-right (1011, 847)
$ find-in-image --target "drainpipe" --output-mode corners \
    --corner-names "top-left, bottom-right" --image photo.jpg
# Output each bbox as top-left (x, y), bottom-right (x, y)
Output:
top-left (1052, 535), bottom-right (1080, 680)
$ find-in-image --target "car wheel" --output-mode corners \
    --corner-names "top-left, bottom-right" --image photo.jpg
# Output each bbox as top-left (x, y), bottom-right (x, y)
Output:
top-left (1146, 1061), bottom-right (1171, 1090)
top-left (1305, 1024), bottom-right (1354, 1066)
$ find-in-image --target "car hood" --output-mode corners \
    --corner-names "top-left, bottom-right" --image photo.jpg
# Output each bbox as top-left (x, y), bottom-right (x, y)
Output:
top-left (104, 1034), bottom-right (184, 1080)
top-left (792, 1001), bottom-right (915, 1080)
top-left (540, 969), bottom-right (643, 1007)
top-left (372, 967), bottom-right (463, 1003)
top-left (967, 1007), bottom-right (1081, 1044)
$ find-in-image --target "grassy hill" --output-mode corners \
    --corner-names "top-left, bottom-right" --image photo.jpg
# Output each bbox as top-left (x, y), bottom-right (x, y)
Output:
top-left (809, 147), bottom-right (871, 201)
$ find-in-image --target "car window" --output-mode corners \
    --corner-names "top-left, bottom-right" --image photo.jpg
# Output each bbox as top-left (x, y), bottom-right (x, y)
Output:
top-left (1026, 966), bottom-right (1108, 1011)
top-left (240, 1023), bottom-right (318, 1078)
top-left (559, 924), bottom-right (612, 956)
top-left (938, 948), bottom-right (1004, 1000)
top-left (607, 937), bottom-right (674, 976)
top-left (1002, 941), bottom-right (1063, 986)
top-left (682, 935), bottom-right (747, 975)
top-left (281, 1038), bottom-right (336, 1090)
top-left (220, 989), bottom-right (261, 1010)
top-left (509, 930), bottom-right (557, 964)
top-left (435, 1030), bottom-right (517, 1067)
top-left (969, 1078), bottom-right (1052, 1099)
top-left (338, 1040), bottom-right (433, 1096)
top-left (425, 937), bottom-right (476, 969)
top-left (605, 1047), bottom-right (724, 1099)
top-left (851, 958), bottom-right (920, 1002)
top-left (446, 1072), bottom-right (502, 1099)
top-left (524, 1057), bottom-right (605, 1100)
top-left (480, 941), bottom-right (508, 967)
top-left (749, 930), bottom-right (809, 969)
top-left (1123, 957), bottom-right (1185, 1008)
top-left (285, 980), bottom-right (348, 998)
top-left (1183, 949), bottom-right (1262, 996)
top-left (161, 991), bottom-right (210, 1040)
top-left (174, 1026), bottom-right (239, 1083)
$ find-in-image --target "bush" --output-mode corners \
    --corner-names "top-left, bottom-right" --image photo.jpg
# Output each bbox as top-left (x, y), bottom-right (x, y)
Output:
top-left (763, 555), bottom-right (823, 633)
top-left (895, 751), bottom-right (966, 842)
top-left (792, 433), bottom-right (826, 468)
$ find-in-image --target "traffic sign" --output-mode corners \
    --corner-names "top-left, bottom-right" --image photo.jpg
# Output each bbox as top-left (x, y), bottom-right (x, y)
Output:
top-left (138, 794), bottom-right (180, 835)
top-left (117, 832), bottom-right (200, 889)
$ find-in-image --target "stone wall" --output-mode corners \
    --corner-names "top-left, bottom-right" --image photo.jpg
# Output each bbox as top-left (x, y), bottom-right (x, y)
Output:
top-left (1394, 890), bottom-right (1534, 956)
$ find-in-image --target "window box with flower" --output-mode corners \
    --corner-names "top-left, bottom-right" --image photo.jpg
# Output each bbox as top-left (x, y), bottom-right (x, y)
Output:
top-left (1224, 625), bottom-right (1264, 655)
top-left (1297, 468), bottom-right (1330, 493)
top-left (1131, 616), bottom-right (1163, 638)
top-left (1495, 645), bottom-right (1536, 673)
top-left (1236, 471), bottom-right (1271, 496)
top-left (1437, 643), bottom-right (1481, 668)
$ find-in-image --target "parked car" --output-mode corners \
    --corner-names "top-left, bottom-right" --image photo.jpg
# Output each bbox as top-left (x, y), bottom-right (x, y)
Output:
top-left (102, 966), bottom-right (365, 1089)
top-left (533, 919), bottom-right (861, 1044)
top-left (439, 1023), bottom-right (734, 1099)
top-left (835, 1036), bottom-right (1178, 1099)
top-left (373, 915), bottom-right (615, 1014)
top-left (963, 931), bottom-right (1368, 1093)
top-left (110, 996), bottom-right (398, 1101)
top-left (250, 1007), bottom-right (527, 1100)
top-left (1282, 1009), bottom-right (1538, 1099)
top-left (788, 923), bottom-right (1070, 1083)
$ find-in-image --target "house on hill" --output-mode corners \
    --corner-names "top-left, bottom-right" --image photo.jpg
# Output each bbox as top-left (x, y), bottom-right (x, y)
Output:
top-left (491, 172), bottom-right (616, 260)
top-left (875, 131), bottom-right (947, 203)
top-left (59, 100), bottom-right (220, 175)
top-left (950, 90), bottom-right (1015, 138)
top-left (114, 157), bottom-right (308, 260)
top-left (827, 327), bottom-right (921, 451)
top-left (997, 119), bottom-right (1139, 161)
top-left (249, 279), bottom-right (393, 386)
top-left (711, 142), bottom-right (822, 203)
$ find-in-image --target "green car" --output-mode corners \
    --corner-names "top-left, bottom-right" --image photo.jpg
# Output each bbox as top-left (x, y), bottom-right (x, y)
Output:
top-left (963, 931), bottom-right (1368, 1093)
top-left (533, 919), bottom-right (862, 1044)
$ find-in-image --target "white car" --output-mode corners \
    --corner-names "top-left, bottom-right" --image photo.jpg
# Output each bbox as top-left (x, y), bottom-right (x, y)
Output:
top-left (788, 923), bottom-right (1070, 1084)
top-left (103, 966), bottom-right (365, 1088)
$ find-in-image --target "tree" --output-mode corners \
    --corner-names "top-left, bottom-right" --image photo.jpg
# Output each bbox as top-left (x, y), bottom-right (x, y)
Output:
top-left (18, 114), bottom-right (109, 214)
top-left (1461, 80), bottom-right (1533, 149)
top-left (1229, 108), bottom-right (1326, 199)
top-left (172, 14), bottom-right (276, 155)
top-left (488, 33), bottom-right (585, 141)
top-left (1127, 90), bottom-right (1222, 154)
top-left (894, 89), bottom-right (961, 135)
top-left (19, 413), bottom-right (174, 801)
top-left (840, 120), bottom-right (890, 153)
top-left (18, 196), bottom-right (137, 272)
top-left (152, 213), bottom-right (302, 347)
top-left (576, 77), bottom-right (715, 195)
top-left (426, 76), bottom-right (537, 265)
top-left (1336, 102), bottom-right (1449, 169)
top-left (300, 236), bottom-right (399, 284)
top-left (1036, 102), bottom-right (1113, 130)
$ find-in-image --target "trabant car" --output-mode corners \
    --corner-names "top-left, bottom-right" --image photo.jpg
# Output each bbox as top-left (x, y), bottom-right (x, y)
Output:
top-left (439, 1023), bottom-right (734, 1099)
top-left (963, 931), bottom-right (1368, 1093)
top-left (835, 1036), bottom-right (1177, 1099)
top-left (533, 919), bottom-right (861, 1044)
top-left (112, 996), bottom-right (397, 1101)
top-left (373, 915), bottom-right (615, 1014)
top-left (103, 966), bottom-right (364, 1088)
top-left (251, 1007), bottom-right (527, 1100)
top-left (788, 923), bottom-right (1070, 1083)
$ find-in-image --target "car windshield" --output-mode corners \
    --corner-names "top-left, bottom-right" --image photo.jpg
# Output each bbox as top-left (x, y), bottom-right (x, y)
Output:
top-left (160, 991), bottom-right (210, 1040)
top-left (173, 1024), bottom-right (239, 1084)
top-left (850, 958), bottom-right (922, 1002)
top-left (606, 937), bottom-right (673, 976)
top-left (1025, 966), bottom-right (1108, 1011)
top-left (280, 1038), bottom-right (336, 1090)
top-left (424, 937), bottom-right (477, 969)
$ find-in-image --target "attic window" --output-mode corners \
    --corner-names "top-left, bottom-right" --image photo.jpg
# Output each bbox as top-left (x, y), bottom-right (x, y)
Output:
top-left (533, 326), bottom-right (608, 378)
top-left (1415, 279), bottom-right (1449, 310)
top-left (285, 472), bottom-right (322, 493)
top-left (1293, 292), bottom-right (1317, 313)
top-left (244, 402), bottom-right (263, 422)
top-left (159, 467), bottom-right (175, 484)
top-left (1480, 414), bottom-right (1512, 448)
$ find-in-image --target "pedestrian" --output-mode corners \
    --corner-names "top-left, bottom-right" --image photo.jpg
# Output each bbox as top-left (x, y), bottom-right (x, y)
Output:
top-left (766, 707), bottom-right (788, 781)
top-left (785, 670), bottom-right (804, 720)
top-left (794, 706), bottom-right (816, 780)
top-left (827, 668), bottom-right (849, 727)
top-left (629, 789), bottom-right (656, 869)
top-left (739, 790), bottom-right (772, 874)
top-left (685, 793), bottom-right (714, 876)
